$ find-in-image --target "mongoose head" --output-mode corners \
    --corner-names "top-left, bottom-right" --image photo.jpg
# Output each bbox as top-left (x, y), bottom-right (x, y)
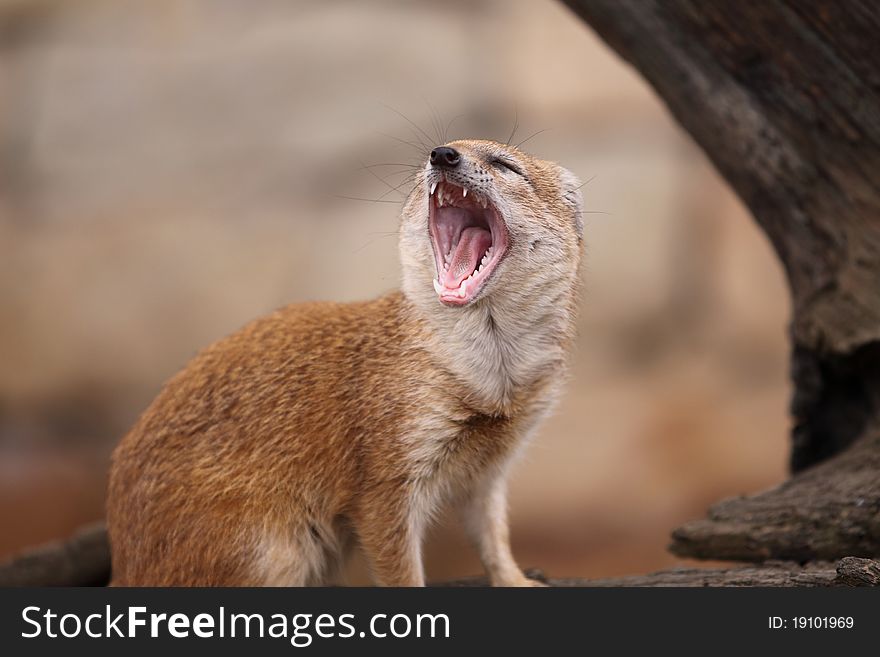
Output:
top-left (400, 139), bottom-right (584, 310)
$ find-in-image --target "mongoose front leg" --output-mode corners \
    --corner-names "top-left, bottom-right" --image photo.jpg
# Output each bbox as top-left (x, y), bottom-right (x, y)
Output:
top-left (356, 494), bottom-right (426, 587)
top-left (461, 472), bottom-right (543, 587)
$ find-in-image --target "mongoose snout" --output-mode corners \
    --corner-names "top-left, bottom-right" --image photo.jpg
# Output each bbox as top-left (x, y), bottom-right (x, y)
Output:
top-left (107, 139), bottom-right (584, 586)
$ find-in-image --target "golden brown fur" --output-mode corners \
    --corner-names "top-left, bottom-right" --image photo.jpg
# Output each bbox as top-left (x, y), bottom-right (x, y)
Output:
top-left (107, 139), bottom-right (583, 586)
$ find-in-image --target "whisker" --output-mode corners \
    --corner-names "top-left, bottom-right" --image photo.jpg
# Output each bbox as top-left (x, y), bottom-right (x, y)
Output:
top-left (359, 168), bottom-right (422, 183)
top-left (505, 104), bottom-right (519, 146)
top-left (352, 230), bottom-right (400, 254)
top-left (514, 128), bottom-right (549, 149)
top-left (422, 95), bottom-right (445, 146)
top-left (376, 131), bottom-right (428, 158)
top-left (364, 230), bottom-right (401, 237)
top-left (358, 158), bottom-right (411, 193)
top-left (333, 194), bottom-right (403, 204)
top-left (355, 162), bottom-right (421, 171)
top-left (443, 113), bottom-right (465, 143)
top-left (373, 174), bottom-right (420, 201)
top-left (380, 102), bottom-right (436, 153)
top-left (380, 168), bottom-right (422, 177)
top-left (576, 175), bottom-right (596, 191)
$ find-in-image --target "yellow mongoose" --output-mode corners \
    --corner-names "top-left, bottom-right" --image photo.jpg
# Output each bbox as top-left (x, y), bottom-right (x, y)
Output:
top-left (107, 139), bottom-right (584, 586)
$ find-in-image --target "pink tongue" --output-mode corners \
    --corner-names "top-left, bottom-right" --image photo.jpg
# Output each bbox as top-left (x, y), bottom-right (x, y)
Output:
top-left (442, 226), bottom-right (492, 288)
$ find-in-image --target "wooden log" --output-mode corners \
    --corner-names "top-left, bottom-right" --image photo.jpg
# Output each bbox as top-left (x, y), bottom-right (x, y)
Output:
top-left (670, 426), bottom-right (880, 562)
top-left (1, 524), bottom-right (876, 587)
top-left (561, 0), bottom-right (880, 471)
top-left (440, 560), bottom-right (878, 587)
top-left (0, 522), bottom-right (110, 587)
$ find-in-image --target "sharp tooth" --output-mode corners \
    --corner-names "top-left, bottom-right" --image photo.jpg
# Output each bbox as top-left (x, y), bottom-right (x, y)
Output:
top-left (458, 279), bottom-right (467, 295)
top-left (463, 188), bottom-right (468, 197)
top-left (430, 182), bottom-right (437, 196)
top-left (433, 279), bottom-right (442, 295)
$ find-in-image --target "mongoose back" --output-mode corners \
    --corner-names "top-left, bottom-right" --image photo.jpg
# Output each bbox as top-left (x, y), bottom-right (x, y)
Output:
top-left (107, 139), bottom-right (584, 586)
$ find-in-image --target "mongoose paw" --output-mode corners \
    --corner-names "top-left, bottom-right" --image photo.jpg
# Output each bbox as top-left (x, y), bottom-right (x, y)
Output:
top-left (493, 571), bottom-right (549, 587)
top-left (520, 576), bottom-right (549, 587)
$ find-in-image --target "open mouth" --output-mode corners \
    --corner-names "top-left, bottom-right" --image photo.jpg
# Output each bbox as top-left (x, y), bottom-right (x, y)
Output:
top-left (428, 179), bottom-right (509, 306)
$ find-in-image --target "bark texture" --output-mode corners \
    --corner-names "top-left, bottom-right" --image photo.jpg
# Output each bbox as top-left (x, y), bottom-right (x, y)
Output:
top-left (561, 0), bottom-right (880, 470)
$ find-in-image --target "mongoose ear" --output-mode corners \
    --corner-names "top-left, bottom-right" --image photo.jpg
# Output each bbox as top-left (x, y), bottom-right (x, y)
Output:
top-left (558, 167), bottom-right (584, 238)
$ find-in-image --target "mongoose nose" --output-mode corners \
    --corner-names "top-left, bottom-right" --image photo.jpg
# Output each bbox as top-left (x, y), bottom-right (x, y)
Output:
top-left (430, 146), bottom-right (460, 169)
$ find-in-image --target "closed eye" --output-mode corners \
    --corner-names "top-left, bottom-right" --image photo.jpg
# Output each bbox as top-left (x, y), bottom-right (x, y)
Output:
top-left (490, 158), bottom-right (524, 177)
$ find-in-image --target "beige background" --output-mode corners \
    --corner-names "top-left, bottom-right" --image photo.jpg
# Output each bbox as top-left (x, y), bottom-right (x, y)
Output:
top-left (0, 0), bottom-right (790, 580)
